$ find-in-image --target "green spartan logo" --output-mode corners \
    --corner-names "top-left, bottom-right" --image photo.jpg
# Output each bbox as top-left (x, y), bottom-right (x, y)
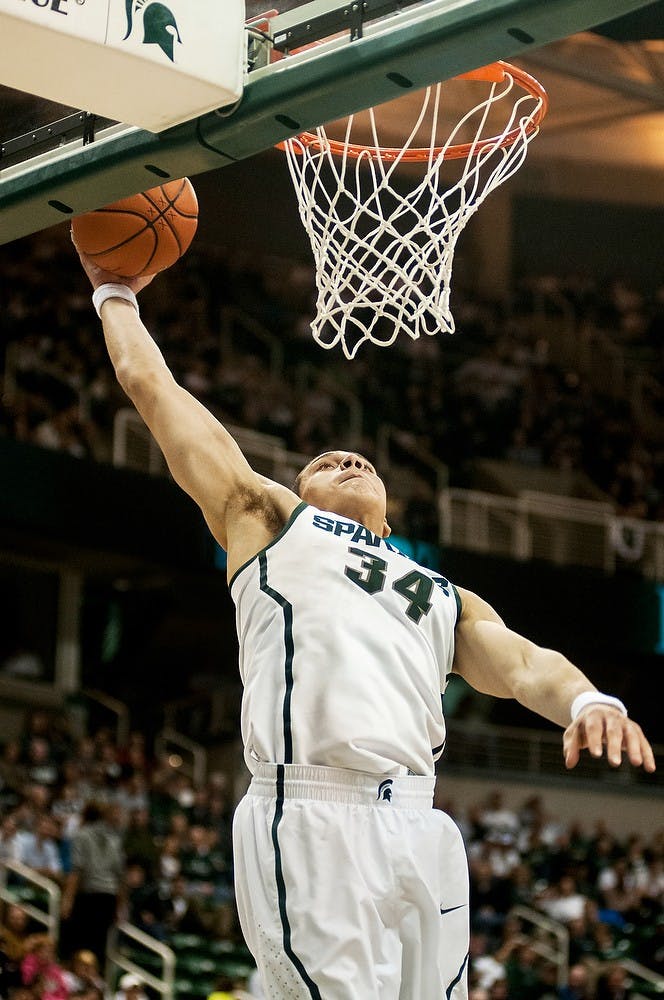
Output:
top-left (123, 0), bottom-right (182, 62)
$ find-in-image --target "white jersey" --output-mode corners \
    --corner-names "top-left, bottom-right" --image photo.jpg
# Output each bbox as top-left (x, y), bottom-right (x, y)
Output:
top-left (230, 502), bottom-right (461, 777)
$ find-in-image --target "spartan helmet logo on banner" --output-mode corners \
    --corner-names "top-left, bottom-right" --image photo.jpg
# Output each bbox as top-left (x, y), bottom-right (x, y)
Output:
top-left (123, 0), bottom-right (182, 62)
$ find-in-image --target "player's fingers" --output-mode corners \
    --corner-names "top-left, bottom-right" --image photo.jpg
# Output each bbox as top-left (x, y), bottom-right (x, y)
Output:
top-left (563, 724), bottom-right (582, 769)
top-left (603, 713), bottom-right (626, 767)
top-left (624, 722), bottom-right (657, 772)
top-left (580, 712), bottom-right (605, 759)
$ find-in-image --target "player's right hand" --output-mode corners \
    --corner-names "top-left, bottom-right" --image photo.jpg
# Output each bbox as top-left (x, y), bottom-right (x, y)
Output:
top-left (71, 227), bottom-right (156, 296)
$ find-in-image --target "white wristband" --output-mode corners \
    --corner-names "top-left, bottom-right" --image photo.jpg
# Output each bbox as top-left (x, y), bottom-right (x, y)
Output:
top-left (92, 283), bottom-right (139, 319)
top-left (570, 691), bottom-right (627, 722)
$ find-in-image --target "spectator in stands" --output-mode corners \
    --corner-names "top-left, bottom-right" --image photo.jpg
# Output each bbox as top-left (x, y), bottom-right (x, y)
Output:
top-left (179, 825), bottom-right (223, 901)
top-left (50, 784), bottom-right (84, 860)
top-left (61, 803), bottom-right (124, 964)
top-left (115, 776), bottom-right (149, 818)
top-left (558, 964), bottom-right (594, 1000)
top-left (116, 732), bottom-right (150, 779)
top-left (61, 950), bottom-right (106, 998)
top-left (595, 965), bottom-right (632, 1000)
top-left (0, 813), bottom-right (21, 864)
top-left (20, 934), bottom-right (69, 1000)
top-left (479, 792), bottom-right (521, 839)
top-left (162, 874), bottom-right (210, 938)
top-left (155, 834), bottom-right (182, 892)
top-left (24, 740), bottom-right (59, 790)
top-left (538, 875), bottom-right (589, 925)
top-left (31, 397), bottom-right (95, 460)
top-left (206, 975), bottom-right (236, 1000)
top-left (566, 916), bottom-right (598, 967)
top-left (503, 941), bottom-right (548, 1000)
top-left (121, 809), bottom-right (157, 872)
top-left (0, 906), bottom-right (34, 966)
top-left (638, 915), bottom-right (664, 973)
top-left (597, 858), bottom-right (641, 923)
top-left (487, 979), bottom-right (510, 1000)
top-left (113, 974), bottom-right (147, 1000)
top-left (14, 815), bottom-right (63, 883)
top-left (0, 744), bottom-right (27, 804)
top-left (507, 863), bottom-right (537, 910)
top-left (591, 922), bottom-right (630, 963)
top-left (485, 832), bottom-right (522, 880)
top-left (469, 932), bottom-right (507, 990)
top-left (469, 856), bottom-right (513, 935)
top-left (123, 861), bottom-right (168, 941)
top-left (230, 975), bottom-right (254, 1000)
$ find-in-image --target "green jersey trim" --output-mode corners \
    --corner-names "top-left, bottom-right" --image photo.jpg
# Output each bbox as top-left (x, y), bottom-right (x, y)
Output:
top-left (452, 585), bottom-right (462, 625)
top-left (228, 500), bottom-right (308, 591)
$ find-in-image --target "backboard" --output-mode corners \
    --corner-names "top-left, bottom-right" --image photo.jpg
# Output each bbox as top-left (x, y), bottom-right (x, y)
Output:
top-left (0, 0), bottom-right (660, 247)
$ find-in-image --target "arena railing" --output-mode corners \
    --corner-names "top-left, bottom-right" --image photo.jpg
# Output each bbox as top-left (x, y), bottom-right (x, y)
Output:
top-left (509, 904), bottom-right (569, 987)
top-left (0, 859), bottom-right (61, 944)
top-left (443, 719), bottom-right (664, 791)
top-left (105, 921), bottom-right (175, 1000)
top-left (509, 907), bottom-right (664, 995)
top-left (219, 306), bottom-right (285, 378)
top-left (376, 423), bottom-right (449, 498)
top-left (619, 959), bottom-right (664, 998)
top-left (112, 409), bottom-right (310, 487)
top-left (439, 488), bottom-right (664, 581)
top-left (112, 408), bottom-right (664, 581)
top-left (80, 688), bottom-right (131, 747)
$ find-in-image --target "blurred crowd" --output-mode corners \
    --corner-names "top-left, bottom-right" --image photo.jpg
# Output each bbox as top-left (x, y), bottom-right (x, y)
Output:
top-left (0, 708), bottom-right (237, 998)
top-left (0, 710), bottom-right (662, 1000)
top-left (2, 230), bottom-right (664, 537)
top-left (443, 788), bottom-right (664, 1000)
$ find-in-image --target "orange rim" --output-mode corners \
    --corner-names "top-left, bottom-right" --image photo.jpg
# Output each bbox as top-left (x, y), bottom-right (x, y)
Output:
top-left (279, 61), bottom-right (548, 162)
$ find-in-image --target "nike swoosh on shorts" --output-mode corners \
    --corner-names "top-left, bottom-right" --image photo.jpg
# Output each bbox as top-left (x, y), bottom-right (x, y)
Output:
top-left (440, 904), bottom-right (467, 915)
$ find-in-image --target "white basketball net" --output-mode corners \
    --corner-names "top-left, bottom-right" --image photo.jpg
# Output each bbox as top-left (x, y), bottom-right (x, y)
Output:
top-left (283, 66), bottom-right (546, 359)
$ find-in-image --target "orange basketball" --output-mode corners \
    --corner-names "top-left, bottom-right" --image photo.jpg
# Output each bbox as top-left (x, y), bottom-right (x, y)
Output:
top-left (72, 178), bottom-right (198, 278)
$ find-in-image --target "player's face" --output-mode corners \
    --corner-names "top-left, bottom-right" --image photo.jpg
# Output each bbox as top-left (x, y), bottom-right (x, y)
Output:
top-left (297, 451), bottom-right (390, 536)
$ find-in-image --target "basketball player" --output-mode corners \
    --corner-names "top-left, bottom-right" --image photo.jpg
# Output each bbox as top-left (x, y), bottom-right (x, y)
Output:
top-left (73, 243), bottom-right (655, 1000)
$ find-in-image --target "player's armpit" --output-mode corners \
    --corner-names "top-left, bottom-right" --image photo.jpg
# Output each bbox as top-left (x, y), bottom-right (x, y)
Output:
top-left (563, 707), bottom-right (656, 772)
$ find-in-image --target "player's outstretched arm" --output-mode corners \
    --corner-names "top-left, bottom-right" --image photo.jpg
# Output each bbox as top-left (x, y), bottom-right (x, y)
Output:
top-left (452, 587), bottom-right (656, 773)
top-left (73, 242), bottom-right (299, 559)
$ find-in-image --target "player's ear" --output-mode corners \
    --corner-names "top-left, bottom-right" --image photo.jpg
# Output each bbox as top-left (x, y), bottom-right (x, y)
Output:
top-left (381, 518), bottom-right (391, 538)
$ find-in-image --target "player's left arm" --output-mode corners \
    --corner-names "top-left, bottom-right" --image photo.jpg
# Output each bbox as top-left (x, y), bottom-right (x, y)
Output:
top-left (452, 587), bottom-right (656, 772)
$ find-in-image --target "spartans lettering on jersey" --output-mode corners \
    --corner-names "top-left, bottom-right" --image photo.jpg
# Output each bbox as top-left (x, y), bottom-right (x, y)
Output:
top-left (313, 513), bottom-right (400, 550)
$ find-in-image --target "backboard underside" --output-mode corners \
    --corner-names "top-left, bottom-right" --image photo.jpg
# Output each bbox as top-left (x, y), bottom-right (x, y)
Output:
top-left (0, 0), bottom-right (659, 247)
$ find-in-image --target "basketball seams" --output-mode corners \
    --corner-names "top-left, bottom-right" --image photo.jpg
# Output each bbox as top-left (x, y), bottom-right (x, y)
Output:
top-left (141, 185), bottom-right (187, 256)
top-left (72, 177), bottom-right (197, 277)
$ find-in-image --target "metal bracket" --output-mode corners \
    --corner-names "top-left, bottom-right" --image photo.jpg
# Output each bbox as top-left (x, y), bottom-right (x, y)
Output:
top-left (1, 113), bottom-right (87, 167)
top-left (82, 113), bottom-right (98, 146)
top-left (0, 111), bottom-right (114, 170)
top-left (270, 0), bottom-right (424, 54)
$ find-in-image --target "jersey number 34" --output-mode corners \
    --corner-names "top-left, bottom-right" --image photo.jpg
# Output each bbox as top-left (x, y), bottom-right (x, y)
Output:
top-left (344, 546), bottom-right (450, 625)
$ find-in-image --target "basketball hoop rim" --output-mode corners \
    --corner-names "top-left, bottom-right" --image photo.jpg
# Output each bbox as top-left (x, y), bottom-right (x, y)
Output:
top-left (278, 61), bottom-right (547, 162)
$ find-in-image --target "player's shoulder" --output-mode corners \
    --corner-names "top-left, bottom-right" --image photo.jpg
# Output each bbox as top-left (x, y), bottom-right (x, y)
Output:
top-left (454, 586), bottom-right (505, 627)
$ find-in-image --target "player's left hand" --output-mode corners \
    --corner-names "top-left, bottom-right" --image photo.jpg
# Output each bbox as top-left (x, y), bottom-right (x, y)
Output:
top-left (71, 227), bottom-right (156, 296)
top-left (563, 705), bottom-right (656, 772)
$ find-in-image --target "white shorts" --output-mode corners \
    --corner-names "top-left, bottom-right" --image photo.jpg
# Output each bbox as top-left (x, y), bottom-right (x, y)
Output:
top-left (233, 763), bottom-right (469, 1000)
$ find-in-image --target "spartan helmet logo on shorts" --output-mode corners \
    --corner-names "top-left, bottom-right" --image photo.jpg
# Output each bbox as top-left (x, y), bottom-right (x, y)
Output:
top-left (377, 779), bottom-right (393, 802)
top-left (123, 0), bottom-right (182, 62)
